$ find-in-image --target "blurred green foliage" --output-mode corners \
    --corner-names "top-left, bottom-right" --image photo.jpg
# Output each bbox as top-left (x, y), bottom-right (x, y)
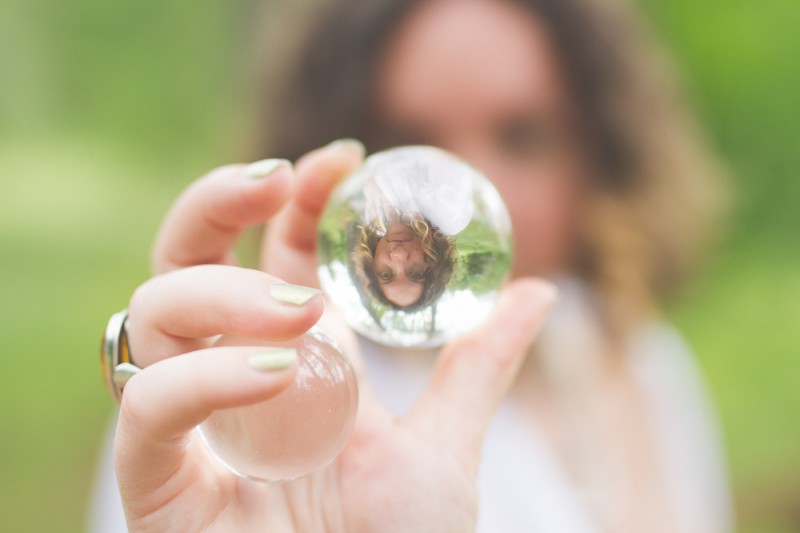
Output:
top-left (0, 1), bottom-right (797, 531)
top-left (642, 2), bottom-right (800, 530)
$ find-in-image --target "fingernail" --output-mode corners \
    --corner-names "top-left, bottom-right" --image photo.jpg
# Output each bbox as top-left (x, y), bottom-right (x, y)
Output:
top-left (270, 283), bottom-right (322, 306)
top-left (244, 158), bottom-right (291, 180)
top-left (248, 348), bottom-right (297, 372)
top-left (327, 138), bottom-right (366, 158)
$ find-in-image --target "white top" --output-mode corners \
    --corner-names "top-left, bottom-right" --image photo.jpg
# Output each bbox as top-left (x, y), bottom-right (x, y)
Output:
top-left (89, 279), bottom-right (732, 532)
top-left (363, 146), bottom-right (475, 236)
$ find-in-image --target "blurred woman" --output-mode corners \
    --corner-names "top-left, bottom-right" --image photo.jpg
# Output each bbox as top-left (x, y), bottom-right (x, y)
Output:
top-left (93, 0), bottom-right (732, 531)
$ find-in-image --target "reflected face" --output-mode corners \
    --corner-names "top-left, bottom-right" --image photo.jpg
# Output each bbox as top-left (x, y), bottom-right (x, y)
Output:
top-left (372, 223), bottom-right (427, 307)
top-left (377, 0), bottom-right (587, 278)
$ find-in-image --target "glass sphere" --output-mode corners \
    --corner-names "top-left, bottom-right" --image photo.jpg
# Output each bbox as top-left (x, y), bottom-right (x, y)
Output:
top-left (318, 145), bottom-right (513, 348)
top-left (198, 328), bottom-right (358, 482)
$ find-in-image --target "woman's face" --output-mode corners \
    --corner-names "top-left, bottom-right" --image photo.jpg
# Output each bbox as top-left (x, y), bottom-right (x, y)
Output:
top-left (377, 0), bottom-right (587, 278)
top-left (373, 222), bottom-right (427, 307)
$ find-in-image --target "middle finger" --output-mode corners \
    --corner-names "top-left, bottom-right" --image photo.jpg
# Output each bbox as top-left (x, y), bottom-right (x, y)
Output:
top-left (127, 265), bottom-right (324, 367)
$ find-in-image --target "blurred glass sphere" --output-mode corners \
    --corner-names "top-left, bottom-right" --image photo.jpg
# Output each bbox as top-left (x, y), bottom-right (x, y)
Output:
top-left (198, 328), bottom-right (358, 482)
top-left (318, 146), bottom-right (513, 347)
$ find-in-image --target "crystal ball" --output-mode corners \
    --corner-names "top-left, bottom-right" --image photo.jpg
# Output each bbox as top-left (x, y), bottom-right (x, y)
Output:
top-left (318, 145), bottom-right (513, 348)
top-left (198, 328), bottom-right (358, 482)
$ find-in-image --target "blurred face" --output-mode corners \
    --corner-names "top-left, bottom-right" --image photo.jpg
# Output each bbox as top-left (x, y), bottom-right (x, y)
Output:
top-left (373, 222), bottom-right (427, 306)
top-left (377, 0), bottom-right (587, 277)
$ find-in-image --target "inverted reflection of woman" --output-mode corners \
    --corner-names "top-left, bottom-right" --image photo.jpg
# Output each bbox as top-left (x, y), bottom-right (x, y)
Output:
top-left (350, 148), bottom-right (473, 310)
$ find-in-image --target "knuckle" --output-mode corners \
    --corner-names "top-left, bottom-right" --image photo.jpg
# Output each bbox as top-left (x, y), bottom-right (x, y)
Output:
top-left (127, 275), bottom-right (168, 327)
top-left (127, 282), bottom-right (150, 317)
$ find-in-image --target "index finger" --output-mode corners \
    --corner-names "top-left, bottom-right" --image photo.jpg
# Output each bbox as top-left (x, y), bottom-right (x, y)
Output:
top-left (152, 160), bottom-right (293, 274)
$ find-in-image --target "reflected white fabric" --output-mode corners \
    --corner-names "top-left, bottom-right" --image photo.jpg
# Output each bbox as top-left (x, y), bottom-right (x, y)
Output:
top-left (363, 147), bottom-right (475, 236)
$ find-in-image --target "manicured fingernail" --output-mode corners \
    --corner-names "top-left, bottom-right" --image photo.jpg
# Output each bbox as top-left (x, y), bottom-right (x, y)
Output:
top-left (248, 348), bottom-right (297, 372)
top-left (244, 158), bottom-right (291, 180)
top-left (269, 283), bottom-right (322, 306)
top-left (327, 138), bottom-right (366, 158)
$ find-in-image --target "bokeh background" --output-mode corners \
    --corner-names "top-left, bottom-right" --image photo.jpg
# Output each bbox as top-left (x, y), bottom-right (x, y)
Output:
top-left (1, 1), bottom-right (797, 531)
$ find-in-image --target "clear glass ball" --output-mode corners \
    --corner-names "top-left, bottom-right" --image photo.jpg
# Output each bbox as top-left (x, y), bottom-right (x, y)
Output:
top-left (198, 328), bottom-right (358, 482)
top-left (318, 146), bottom-right (513, 348)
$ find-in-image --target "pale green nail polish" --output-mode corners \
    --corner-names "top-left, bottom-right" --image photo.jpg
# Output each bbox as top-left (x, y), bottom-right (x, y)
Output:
top-left (248, 348), bottom-right (297, 372)
top-left (270, 283), bottom-right (322, 306)
top-left (244, 158), bottom-right (291, 180)
top-left (327, 138), bottom-right (366, 158)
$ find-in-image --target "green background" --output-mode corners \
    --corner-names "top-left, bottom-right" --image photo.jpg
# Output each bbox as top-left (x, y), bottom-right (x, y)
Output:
top-left (0, 1), bottom-right (797, 531)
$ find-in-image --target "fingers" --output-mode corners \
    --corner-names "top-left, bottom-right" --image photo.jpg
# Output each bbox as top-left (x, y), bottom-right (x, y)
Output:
top-left (152, 160), bottom-right (293, 274)
top-left (262, 139), bottom-right (365, 286)
top-left (115, 345), bottom-right (297, 502)
top-left (127, 265), bottom-right (324, 367)
top-left (405, 278), bottom-right (557, 470)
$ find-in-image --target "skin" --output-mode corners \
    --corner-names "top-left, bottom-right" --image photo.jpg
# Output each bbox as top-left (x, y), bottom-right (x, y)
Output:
top-left (372, 223), bottom-right (427, 307)
top-left (115, 0), bottom-right (673, 531)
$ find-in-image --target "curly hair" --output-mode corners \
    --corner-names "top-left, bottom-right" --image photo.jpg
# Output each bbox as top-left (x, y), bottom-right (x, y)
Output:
top-left (350, 212), bottom-right (456, 311)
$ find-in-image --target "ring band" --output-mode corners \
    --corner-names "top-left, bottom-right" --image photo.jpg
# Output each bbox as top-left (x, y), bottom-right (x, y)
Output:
top-left (101, 309), bottom-right (141, 402)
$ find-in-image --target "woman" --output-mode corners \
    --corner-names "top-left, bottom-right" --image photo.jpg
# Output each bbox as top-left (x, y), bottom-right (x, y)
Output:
top-left (93, 0), bottom-right (732, 531)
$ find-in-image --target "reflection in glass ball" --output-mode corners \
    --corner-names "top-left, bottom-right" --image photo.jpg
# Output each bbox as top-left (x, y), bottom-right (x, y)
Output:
top-left (318, 146), bottom-right (513, 348)
top-left (198, 328), bottom-right (358, 482)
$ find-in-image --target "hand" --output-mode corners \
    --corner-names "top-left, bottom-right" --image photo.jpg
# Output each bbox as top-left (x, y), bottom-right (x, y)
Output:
top-left (115, 140), bottom-right (557, 531)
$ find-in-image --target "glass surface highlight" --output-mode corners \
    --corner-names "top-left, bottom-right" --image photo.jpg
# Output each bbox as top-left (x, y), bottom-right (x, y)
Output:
top-left (318, 146), bottom-right (513, 347)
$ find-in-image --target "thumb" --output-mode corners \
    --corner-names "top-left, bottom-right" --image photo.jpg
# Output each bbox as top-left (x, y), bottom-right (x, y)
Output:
top-left (405, 278), bottom-right (557, 469)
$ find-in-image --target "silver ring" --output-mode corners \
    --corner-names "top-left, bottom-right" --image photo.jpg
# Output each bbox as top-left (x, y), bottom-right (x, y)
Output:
top-left (101, 309), bottom-right (141, 402)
